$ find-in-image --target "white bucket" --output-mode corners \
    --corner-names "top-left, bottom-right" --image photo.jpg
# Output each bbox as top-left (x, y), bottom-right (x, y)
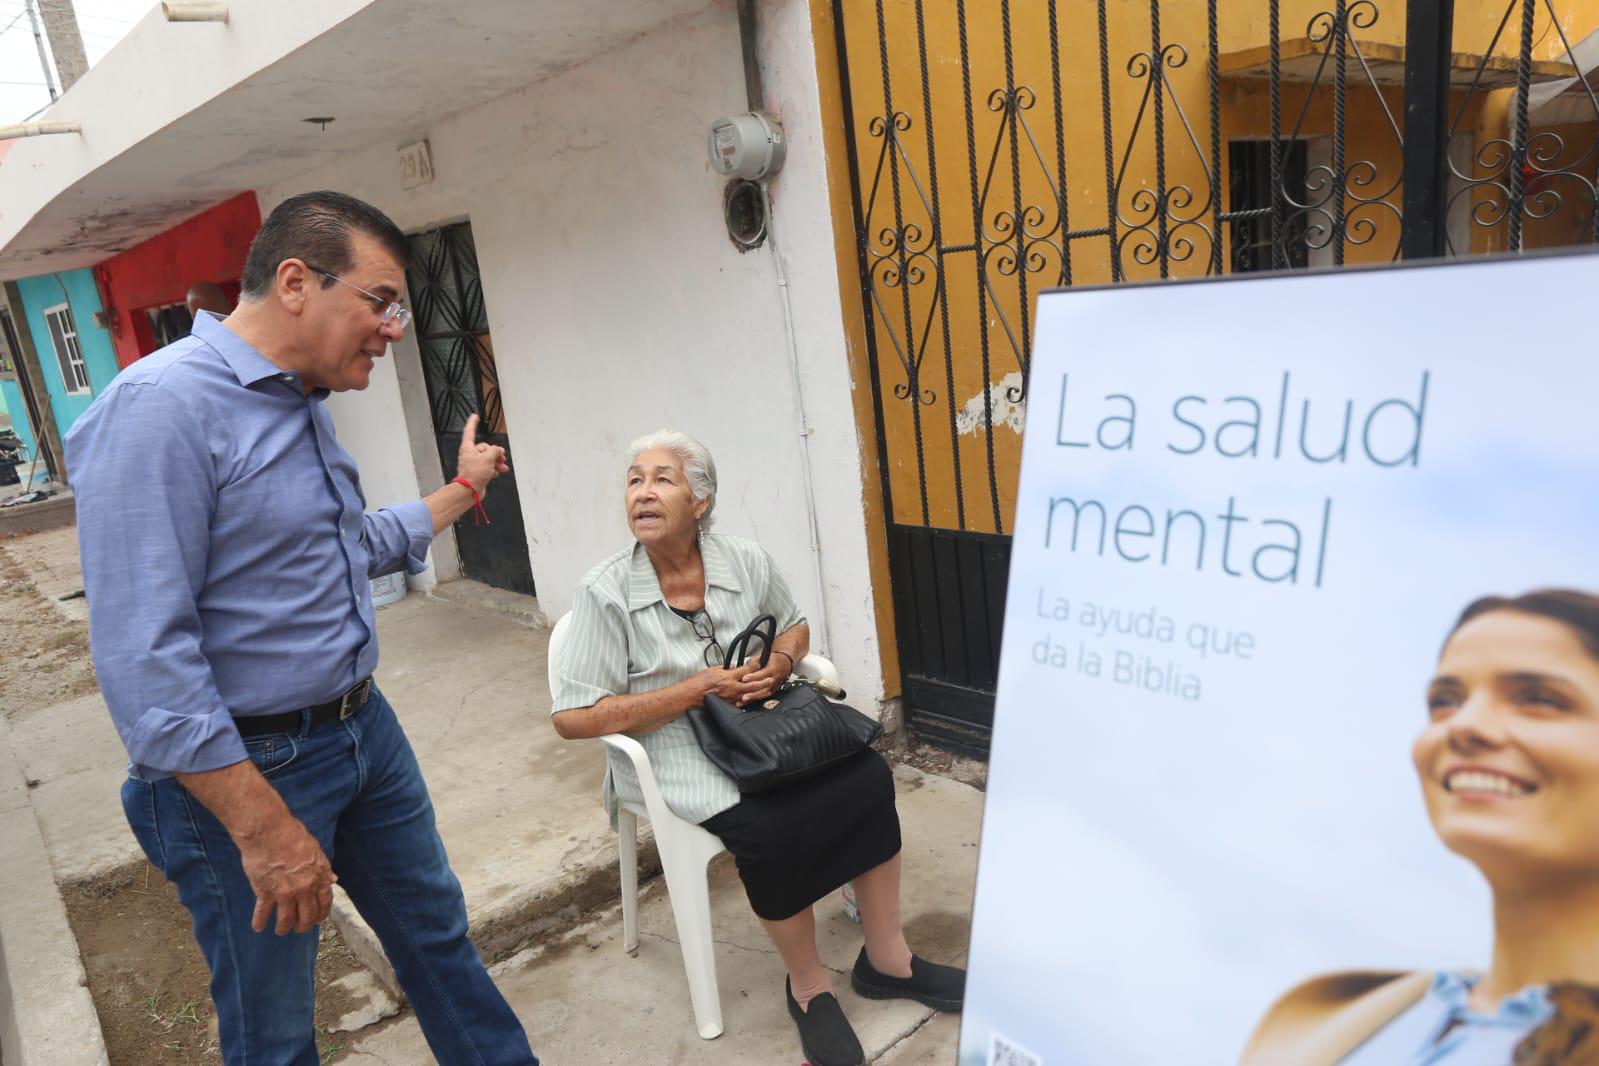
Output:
top-left (370, 571), bottom-right (408, 607)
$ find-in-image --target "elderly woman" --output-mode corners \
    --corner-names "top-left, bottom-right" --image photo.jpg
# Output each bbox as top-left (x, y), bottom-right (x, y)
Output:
top-left (551, 430), bottom-right (963, 1066)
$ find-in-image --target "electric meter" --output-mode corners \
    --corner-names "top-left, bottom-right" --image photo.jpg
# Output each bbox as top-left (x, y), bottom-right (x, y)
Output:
top-left (708, 112), bottom-right (786, 181)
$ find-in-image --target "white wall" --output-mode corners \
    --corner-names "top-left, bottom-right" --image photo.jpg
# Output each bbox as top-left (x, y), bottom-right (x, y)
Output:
top-left (260, 0), bottom-right (889, 702)
top-left (320, 334), bottom-right (456, 590)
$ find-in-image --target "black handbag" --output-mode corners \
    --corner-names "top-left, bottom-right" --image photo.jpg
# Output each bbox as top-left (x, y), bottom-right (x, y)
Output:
top-left (686, 613), bottom-right (883, 794)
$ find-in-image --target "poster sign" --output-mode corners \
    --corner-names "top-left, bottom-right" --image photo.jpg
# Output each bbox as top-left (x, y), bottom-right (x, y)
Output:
top-left (960, 254), bottom-right (1599, 1065)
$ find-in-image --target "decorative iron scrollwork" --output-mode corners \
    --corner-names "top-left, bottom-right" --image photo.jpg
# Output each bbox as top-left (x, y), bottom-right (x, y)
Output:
top-left (843, 0), bottom-right (1426, 538)
top-left (1274, 1), bottom-right (1405, 265)
top-left (1112, 40), bottom-right (1220, 279)
top-left (1446, 0), bottom-right (1599, 253)
top-left (863, 109), bottom-right (941, 410)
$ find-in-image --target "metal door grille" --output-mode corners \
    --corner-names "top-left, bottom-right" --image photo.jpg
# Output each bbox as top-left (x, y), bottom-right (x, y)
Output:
top-left (832, 0), bottom-right (1599, 753)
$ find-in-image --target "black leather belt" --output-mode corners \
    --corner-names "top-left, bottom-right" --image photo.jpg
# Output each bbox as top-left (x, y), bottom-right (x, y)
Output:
top-left (233, 678), bottom-right (373, 738)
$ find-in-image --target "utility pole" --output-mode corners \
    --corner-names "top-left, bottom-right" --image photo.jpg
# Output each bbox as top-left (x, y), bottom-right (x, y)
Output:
top-left (23, 0), bottom-right (60, 102)
top-left (38, 1), bottom-right (88, 93)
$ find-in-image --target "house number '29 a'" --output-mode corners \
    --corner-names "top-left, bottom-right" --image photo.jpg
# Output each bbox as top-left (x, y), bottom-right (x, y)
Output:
top-left (398, 141), bottom-right (435, 190)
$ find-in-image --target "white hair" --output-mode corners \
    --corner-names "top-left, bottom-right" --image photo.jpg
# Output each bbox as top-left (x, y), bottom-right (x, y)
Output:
top-left (628, 429), bottom-right (717, 529)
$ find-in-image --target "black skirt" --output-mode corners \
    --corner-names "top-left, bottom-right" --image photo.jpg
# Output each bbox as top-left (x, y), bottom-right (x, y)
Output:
top-left (699, 749), bottom-right (901, 921)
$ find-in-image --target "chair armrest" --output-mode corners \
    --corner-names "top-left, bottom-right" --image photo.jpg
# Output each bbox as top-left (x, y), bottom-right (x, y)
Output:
top-left (598, 732), bottom-right (679, 828)
top-left (794, 653), bottom-right (840, 687)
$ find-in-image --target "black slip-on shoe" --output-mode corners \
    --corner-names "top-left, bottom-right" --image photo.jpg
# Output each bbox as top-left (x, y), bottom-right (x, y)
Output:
top-left (850, 948), bottom-right (966, 1012)
top-left (786, 978), bottom-right (864, 1066)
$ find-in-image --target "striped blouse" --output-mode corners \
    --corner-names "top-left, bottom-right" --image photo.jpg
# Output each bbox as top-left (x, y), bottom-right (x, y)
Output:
top-left (552, 532), bottom-right (806, 824)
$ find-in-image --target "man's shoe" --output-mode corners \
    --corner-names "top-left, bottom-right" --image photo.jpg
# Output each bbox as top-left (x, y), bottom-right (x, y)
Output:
top-left (786, 978), bottom-right (864, 1066)
top-left (850, 948), bottom-right (966, 1012)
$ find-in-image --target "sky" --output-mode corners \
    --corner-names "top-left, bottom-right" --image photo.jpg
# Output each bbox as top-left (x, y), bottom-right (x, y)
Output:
top-left (0, 0), bottom-right (152, 125)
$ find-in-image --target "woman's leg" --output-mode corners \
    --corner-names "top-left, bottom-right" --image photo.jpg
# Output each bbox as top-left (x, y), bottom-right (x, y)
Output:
top-left (760, 905), bottom-right (834, 1009)
top-left (849, 850), bottom-right (964, 1013)
top-left (852, 852), bottom-right (913, 978)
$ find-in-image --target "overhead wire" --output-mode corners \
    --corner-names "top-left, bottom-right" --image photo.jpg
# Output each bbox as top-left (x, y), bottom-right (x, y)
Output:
top-left (0, 0), bottom-right (131, 40)
top-left (60, 7), bottom-right (139, 24)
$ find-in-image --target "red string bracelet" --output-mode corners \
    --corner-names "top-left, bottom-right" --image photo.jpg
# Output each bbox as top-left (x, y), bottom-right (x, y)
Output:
top-left (451, 477), bottom-right (491, 526)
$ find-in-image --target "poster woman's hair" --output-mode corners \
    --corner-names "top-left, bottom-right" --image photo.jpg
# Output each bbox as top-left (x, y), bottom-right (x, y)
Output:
top-left (1449, 590), bottom-right (1599, 664)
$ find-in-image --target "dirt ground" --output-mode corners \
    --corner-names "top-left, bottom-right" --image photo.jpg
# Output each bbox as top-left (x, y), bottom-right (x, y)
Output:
top-left (876, 730), bottom-right (989, 793)
top-left (0, 533), bottom-right (98, 715)
top-left (63, 863), bottom-right (396, 1065)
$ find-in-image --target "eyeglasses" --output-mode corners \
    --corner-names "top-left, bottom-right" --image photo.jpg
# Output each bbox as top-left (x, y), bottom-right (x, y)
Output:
top-left (688, 610), bottom-right (724, 668)
top-left (304, 264), bottom-right (413, 331)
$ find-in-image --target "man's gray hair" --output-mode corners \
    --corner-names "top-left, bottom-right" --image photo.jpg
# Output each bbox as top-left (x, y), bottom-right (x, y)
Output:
top-left (629, 429), bottom-right (718, 529)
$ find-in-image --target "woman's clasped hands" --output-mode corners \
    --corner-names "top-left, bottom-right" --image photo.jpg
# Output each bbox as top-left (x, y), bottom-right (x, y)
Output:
top-left (698, 656), bottom-right (790, 708)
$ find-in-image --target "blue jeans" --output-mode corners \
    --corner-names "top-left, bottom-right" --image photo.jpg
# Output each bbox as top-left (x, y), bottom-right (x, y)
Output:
top-left (122, 685), bottom-right (537, 1066)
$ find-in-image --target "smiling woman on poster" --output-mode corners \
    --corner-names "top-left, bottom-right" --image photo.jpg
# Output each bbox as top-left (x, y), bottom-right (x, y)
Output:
top-left (1244, 590), bottom-right (1599, 1065)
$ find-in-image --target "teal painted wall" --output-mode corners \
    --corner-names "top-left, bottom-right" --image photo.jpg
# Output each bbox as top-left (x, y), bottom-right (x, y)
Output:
top-left (16, 270), bottom-right (119, 438)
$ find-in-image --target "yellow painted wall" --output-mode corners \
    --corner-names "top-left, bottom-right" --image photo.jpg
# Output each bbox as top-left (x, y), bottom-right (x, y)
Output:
top-left (810, 0), bottom-right (904, 697)
top-left (1452, 0), bottom-right (1599, 61)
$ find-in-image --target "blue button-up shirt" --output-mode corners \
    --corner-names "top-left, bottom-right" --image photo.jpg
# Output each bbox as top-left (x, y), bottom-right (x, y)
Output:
top-left (1341, 972), bottom-right (1552, 1065)
top-left (65, 313), bottom-right (432, 781)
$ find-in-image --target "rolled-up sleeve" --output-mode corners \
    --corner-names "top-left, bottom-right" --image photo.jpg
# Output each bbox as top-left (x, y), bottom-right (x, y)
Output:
top-left (362, 499), bottom-right (433, 578)
top-left (760, 550), bottom-right (807, 633)
top-left (66, 383), bottom-right (246, 778)
top-left (553, 583), bottom-right (630, 714)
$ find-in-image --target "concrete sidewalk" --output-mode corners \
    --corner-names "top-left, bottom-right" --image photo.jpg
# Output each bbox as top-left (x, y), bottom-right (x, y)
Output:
top-left (344, 763), bottom-right (979, 1065)
top-left (8, 587), bottom-right (621, 959)
top-left (321, 587), bottom-right (621, 975)
top-left (6, 569), bottom-right (980, 1063)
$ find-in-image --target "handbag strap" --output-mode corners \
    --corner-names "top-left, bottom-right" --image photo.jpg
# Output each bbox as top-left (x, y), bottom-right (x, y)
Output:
top-left (723, 613), bottom-right (777, 670)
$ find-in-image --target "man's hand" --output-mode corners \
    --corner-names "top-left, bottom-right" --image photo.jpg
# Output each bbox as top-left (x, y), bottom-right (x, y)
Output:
top-left (456, 413), bottom-right (510, 495)
top-left (174, 759), bottom-right (336, 936)
top-left (423, 412), bottom-right (512, 533)
top-left (240, 817), bottom-right (337, 934)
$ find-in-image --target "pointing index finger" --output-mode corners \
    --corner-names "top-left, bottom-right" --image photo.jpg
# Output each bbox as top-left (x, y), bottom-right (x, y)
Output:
top-left (463, 413), bottom-right (480, 447)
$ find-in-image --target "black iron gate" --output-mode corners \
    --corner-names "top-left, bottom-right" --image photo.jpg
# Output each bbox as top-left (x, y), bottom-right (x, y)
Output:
top-left (406, 222), bottom-right (537, 597)
top-left (833, 0), bottom-right (1599, 754)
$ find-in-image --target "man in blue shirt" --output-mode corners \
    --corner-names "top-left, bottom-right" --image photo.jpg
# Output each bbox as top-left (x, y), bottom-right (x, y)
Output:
top-left (67, 191), bottom-right (537, 1065)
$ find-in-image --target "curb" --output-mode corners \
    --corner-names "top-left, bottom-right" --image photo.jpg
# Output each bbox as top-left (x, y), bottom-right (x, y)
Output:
top-left (0, 713), bottom-right (110, 1066)
top-left (330, 827), bottom-right (662, 1000)
top-left (0, 494), bottom-right (76, 538)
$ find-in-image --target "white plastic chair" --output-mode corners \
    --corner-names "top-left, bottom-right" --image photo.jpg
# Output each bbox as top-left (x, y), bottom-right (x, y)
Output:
top-left (547, 611), bottom-right (843, 1040)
